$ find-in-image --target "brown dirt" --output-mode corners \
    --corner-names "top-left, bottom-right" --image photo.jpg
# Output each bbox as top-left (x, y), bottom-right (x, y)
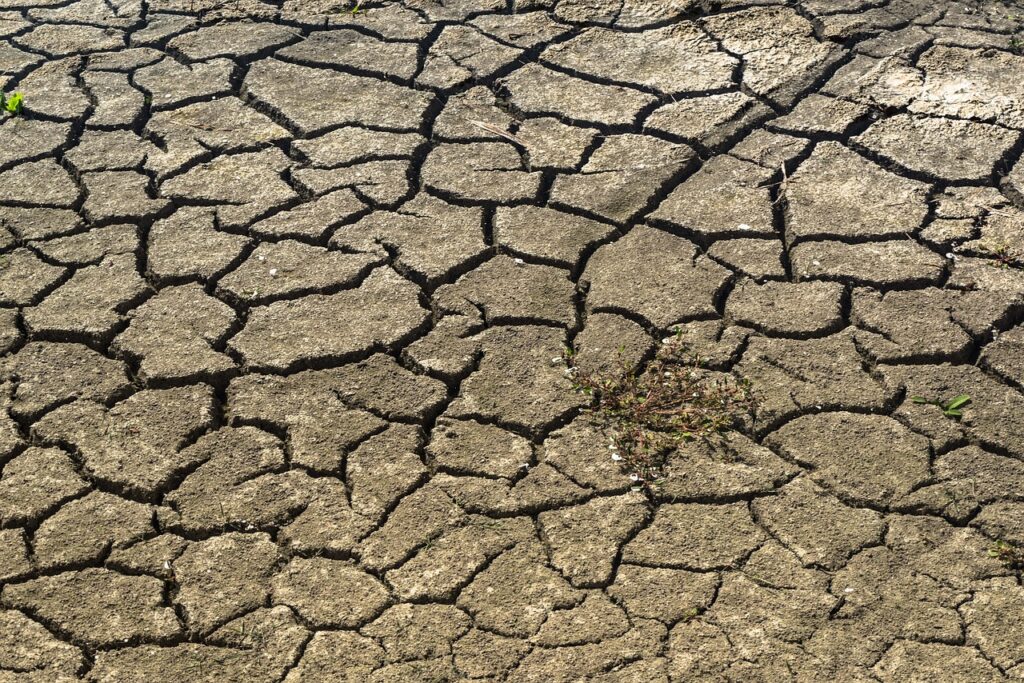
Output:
top-left (2, 0), bottom-right (1024, 680)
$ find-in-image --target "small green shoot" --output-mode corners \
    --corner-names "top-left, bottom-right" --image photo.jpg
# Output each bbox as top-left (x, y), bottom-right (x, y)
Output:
top-left (911, 393), bottom-right (971, 419)
top-left (1, 91), bottom-right (25, 116)
top-left (348, 0), bottom-right (362, 13)
top-left (988, 540), bottom-right (1024, 569)
top-left (1011, 34), bottom-right (1024, 56)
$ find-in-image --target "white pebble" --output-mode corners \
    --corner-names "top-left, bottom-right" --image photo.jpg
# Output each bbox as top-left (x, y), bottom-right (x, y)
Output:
top-left (738, 223), bottom-right (751, 231)
top-left (268, 268), bottom-right (278, 277)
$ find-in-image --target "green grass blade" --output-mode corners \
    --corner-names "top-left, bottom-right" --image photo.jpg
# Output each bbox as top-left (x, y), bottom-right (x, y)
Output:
top-left (945, 394), bottom-right (971, 410)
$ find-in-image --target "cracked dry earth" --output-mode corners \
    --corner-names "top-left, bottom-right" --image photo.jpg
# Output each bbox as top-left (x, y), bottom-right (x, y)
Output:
top-left (6, 0), bottom-right (1024, 681)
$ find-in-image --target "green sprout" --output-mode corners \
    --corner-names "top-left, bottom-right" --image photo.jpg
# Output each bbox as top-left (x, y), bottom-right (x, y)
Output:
top-left (989, 540), bottom-right (1024, 569)
top-left (1010, 34), bottom-right (1023, 56)
top-left (1, 92), bottom-right (24, 116)
top-left (911, 393), bottom-right (971, 419)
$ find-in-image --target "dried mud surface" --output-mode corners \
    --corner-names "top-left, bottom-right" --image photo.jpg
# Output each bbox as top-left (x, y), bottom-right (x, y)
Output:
top-left (3, 0), bottom-right (1024, 680)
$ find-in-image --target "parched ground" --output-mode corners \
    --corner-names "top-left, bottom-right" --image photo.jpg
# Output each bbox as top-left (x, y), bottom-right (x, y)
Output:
top-left (3, 0), bottom-right (1024, 680)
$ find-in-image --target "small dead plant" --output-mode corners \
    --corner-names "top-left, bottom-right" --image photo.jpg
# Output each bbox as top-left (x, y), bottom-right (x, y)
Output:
top-left (565, 333), bottom-right (754, 490)
top-left (989, 243), bottom-right (1023, 269)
